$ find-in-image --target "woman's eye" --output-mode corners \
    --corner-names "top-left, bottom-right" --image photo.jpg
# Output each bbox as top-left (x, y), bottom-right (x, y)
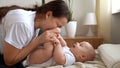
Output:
top-left (58, 26), bottom-right (62, 28)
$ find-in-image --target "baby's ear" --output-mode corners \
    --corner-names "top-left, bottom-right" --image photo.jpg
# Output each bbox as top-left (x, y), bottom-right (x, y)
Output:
top-left (80, 54), bottom-right (87, 61)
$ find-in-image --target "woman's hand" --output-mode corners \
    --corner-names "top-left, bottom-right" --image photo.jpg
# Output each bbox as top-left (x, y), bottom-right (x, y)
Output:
top-left (37, 28), bottom-right (61, 44)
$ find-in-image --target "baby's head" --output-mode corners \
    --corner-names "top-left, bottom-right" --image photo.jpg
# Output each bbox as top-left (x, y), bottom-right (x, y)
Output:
top-left (70, 41), bottom-right (95, 62)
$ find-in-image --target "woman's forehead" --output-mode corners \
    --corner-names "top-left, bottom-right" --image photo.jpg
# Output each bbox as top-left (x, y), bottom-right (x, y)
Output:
top-left (59, 17), bottom-right (67, 24)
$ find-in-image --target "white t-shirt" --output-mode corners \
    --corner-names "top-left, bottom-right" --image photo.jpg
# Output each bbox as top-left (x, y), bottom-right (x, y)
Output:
top-left (0, 9), bottom-right (39, 54)
top-left (28, 46), bottom-right (75, 67)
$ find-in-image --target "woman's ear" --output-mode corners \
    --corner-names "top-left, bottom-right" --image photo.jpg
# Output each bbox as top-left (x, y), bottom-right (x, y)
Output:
top-left (45, 11), bottom-right (52, 19)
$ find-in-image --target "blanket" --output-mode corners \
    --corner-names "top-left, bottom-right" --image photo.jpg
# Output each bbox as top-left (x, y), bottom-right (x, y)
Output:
top-left (27, 61), bottom-right (106, 68)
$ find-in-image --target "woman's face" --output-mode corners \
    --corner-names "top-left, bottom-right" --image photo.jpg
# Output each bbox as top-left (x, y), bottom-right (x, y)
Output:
top-left (41, 15), bottom-right (67, 31)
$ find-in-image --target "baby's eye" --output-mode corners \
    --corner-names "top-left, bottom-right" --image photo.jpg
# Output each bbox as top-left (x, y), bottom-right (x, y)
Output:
top-left (79, 44), bottom-right (81, 46)
top-left (79, 44), bottom-right (84, 47)
top-left (78, 43), bottom-right (82, 46)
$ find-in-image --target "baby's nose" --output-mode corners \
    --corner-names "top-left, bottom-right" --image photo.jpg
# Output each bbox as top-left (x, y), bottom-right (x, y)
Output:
top-left (75, 42), bottom-right (80, 46)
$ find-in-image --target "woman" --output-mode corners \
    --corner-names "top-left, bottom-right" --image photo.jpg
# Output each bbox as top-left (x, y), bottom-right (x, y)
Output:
top-left (0, 0), bottom-right (69, 68)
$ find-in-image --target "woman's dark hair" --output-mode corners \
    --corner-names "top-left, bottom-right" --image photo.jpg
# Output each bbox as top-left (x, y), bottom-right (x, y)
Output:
top-left (0, 0), bottom-right (69, 22)
top-left (35, 0), bottom-right (69, 20)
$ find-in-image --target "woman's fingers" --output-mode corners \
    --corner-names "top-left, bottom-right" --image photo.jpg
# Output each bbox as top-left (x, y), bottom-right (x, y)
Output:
top-left (48, 28), bottom-right (61, 34)
top-left (38, 28), bottom-right (61, 44)
top-left (46, 28), bottom-right (61, 40)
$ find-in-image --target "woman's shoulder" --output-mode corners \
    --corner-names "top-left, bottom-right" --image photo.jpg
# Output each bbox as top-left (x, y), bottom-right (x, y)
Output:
top-left (2, 9), bottom-right (35, 29)
top-left (4, 9), bottom-right (35, 24)
top-left (6, 9), bottom-right (35, 16)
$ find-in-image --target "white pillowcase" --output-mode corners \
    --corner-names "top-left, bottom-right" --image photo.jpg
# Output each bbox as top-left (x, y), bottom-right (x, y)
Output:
top-left (98, 44), bottom-right (120, 68)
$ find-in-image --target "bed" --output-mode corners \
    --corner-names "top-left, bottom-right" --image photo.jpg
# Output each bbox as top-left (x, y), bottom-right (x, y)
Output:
top-left (0, 0), bottom-right (120, 68)
top-left (25, 44), bottom-right (120, 68)
top-left (25, 48), bottom-right (107, 68)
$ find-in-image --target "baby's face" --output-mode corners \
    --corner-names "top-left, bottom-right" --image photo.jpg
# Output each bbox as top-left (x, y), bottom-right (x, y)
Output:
top-left (70, 41), bottom-right (93, 61)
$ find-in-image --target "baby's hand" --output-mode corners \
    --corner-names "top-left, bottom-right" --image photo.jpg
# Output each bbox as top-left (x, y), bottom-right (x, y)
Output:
top-left (52, 37), bottom-right (61, 47)
top-left (57, 34), bottom-right (67, 46)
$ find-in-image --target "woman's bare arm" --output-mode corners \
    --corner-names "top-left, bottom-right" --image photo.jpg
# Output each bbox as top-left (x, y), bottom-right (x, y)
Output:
top-left (4, 36), bottom-right (43, 66)
top-left (4, 28), bottom-right (60, 66)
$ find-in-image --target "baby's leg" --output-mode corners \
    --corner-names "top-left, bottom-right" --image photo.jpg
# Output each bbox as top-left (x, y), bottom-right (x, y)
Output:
top-left (28, 42), bottom-right (53, 64)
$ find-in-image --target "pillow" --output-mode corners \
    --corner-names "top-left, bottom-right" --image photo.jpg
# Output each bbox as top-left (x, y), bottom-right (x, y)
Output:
top-left (97, 44), bottom-right (120, 68)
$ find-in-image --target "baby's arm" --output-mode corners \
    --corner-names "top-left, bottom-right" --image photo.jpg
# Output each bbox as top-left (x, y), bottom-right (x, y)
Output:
top-left (28, 42), bottom-right (53, 64)
top-left (53, 37), bottom-right (66, 65)
top-left (58, 34), bottom-right (67, 47)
